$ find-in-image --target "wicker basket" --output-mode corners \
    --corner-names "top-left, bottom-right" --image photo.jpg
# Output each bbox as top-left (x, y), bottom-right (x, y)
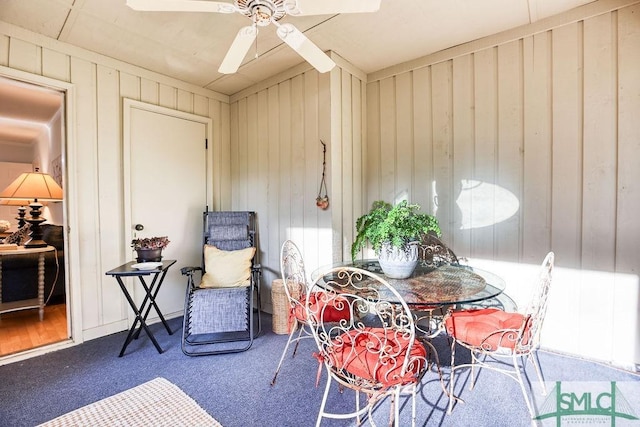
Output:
top-left (271, 279), bottom-right (291, 334)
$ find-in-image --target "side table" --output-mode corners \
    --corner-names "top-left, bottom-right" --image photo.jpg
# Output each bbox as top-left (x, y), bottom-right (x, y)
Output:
top-left (105, 260), bottom-right (176, 357)
top-left (0, 245), bottom-right (55, 321)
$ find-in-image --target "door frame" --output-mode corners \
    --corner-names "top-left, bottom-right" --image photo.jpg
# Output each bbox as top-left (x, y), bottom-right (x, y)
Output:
top-left (0, 66), bottom-right (79, 364)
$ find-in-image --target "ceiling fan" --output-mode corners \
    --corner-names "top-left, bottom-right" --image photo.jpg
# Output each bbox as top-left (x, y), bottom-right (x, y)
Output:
top-left (126, 0), bottom-right (382, 74)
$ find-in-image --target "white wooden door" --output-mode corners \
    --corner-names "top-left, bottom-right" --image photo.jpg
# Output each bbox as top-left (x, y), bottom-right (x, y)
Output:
top-left (124, 100), bottom-right (212, 319)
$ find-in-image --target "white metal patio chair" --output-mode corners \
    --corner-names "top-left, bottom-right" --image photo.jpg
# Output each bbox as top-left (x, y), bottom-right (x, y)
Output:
top-left (445, 252), bottom-right (554, 416)
top-left (271, 240), bottom-right (351, 385)
top-left (308, 266), bottom-right (430, 427)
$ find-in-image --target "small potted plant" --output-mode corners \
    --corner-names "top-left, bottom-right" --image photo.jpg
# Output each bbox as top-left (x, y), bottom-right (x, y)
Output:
top-left (351, 200), bottom-right (441, 278)
top-left (131, 236), bottom-right (170, 262)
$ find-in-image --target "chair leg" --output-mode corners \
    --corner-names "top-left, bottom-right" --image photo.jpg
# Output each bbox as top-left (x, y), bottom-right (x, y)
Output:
top-left (271, 321), bottom-right (303, 385)
top-left (528, 351), bottom-right (547, 395)
top-left (513, 353), bottom-right (536, 417)
top-left (411, 384), bottom-right (417, 427)
top-left (355, 389), bottom-right (361, 425)
top-left (316, 369), bottom-right (333, 427)
top-left (448, 339), bottom-right (457, 414)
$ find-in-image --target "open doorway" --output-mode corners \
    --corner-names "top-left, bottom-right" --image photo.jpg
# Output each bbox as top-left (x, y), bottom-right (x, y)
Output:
top-left (0, 76), bottom-right (68, 357)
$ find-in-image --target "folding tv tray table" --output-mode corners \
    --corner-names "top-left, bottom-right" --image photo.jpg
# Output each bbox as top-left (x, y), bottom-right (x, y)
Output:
top-left (105, 260), bottom-right (176, 357)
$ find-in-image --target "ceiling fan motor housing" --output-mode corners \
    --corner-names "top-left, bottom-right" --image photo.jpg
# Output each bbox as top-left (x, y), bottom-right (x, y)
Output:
top-left (237, 0), bottom-right (286, 25)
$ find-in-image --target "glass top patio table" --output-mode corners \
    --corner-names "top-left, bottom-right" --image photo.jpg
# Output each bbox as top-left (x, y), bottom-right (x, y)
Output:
top-left (312, 259), bottom-right (506, 307)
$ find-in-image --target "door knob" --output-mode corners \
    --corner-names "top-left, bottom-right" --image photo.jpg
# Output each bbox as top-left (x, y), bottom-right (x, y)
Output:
top-left (135, 224), bottom-right (144, 231)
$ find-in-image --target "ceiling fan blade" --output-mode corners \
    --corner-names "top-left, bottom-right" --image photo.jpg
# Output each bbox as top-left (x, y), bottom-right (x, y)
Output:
top-left (218, 26), bottom-right (257, 74)
top-left (275, 23), bottom-right (335, 73)
top-left (286, 0), bottom-right (381, 16)
top-left (126, 0), bottom-right (235, 13)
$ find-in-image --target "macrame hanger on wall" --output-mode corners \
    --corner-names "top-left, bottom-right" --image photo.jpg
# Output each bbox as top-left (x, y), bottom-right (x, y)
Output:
top-left (316, 140), bottom-right (329, 210)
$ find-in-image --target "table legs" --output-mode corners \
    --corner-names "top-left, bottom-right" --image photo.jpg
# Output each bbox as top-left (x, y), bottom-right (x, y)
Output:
top-left (37, 252), bottom-right (45, 321)
top-left (115, 271), bottom-right (172, 357)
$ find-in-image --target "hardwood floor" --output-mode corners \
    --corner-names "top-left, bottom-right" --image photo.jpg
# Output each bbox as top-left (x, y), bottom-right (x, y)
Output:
top-left (0, 303), bottom-right (68, 357)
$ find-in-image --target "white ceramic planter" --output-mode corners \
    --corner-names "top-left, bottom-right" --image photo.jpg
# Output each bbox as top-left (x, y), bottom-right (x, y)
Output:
top-left (377, 242), bottom-right (418, 279)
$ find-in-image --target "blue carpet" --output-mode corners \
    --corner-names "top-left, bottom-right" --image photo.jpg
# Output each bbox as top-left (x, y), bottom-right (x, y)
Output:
top-left (0, 314), bottom-right (638, 426)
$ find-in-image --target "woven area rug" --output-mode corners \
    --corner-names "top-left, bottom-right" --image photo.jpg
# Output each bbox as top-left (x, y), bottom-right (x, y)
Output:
top-left (38, 377), bottom-right (222, 427)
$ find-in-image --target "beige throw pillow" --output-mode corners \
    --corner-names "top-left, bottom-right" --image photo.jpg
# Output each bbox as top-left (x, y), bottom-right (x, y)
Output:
top-left (200, 244), bottom-right (255, 288)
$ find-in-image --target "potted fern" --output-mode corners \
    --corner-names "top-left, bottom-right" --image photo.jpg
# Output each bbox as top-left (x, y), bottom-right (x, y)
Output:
top-left (351, 200), bottom-right (441, 278)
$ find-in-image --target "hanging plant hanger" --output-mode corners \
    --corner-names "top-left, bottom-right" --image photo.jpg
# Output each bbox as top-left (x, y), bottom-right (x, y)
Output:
top-left (316, 140), bottom-right (329, 210)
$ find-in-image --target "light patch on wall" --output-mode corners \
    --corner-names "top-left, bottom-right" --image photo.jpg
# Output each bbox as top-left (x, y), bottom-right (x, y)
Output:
top-left (456, 179), bottom-right (519, 229)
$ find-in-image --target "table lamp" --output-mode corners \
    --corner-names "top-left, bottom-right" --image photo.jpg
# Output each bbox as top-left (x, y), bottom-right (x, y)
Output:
top-left (0, 198), bottom-right (32, 229)
top-left (0, 168), bottom-right (63, 248)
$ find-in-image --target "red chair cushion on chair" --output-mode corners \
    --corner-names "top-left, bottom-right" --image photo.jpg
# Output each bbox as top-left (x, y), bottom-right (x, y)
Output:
top-left (445, 308), bottom-right (526, 350)
top-left (328, 327), bottom-right (426, 388)
top-left (291, 292), bottom-right (350, 323)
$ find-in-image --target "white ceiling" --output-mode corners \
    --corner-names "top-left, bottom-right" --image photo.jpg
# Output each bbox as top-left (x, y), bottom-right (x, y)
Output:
top-left (0, 77), bottom-right (63, 151)
top-left (0, 0), bottom-right (595, 98)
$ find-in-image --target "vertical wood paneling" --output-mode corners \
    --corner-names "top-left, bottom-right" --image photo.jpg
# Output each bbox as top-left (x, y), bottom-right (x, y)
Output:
top-left (8, 38), bottom-right (40, 73)
top-left (177, 89), bottom-right (193, 113)
top-left (496, 40), bottom-right (523, 262)
top-left (140, 78), bottom-right (158, 104)
top-left (158, 84), bottom-right (176, 109)
top-left (522, 32), bottom-right (552, 262)
top-left (551, 23), bottom-right (582, 269)
top-left (452, 55), bottom-right (474, 256)
top-left (395, 72), bottom-right (412, 202)
top-left (329, 68), bottom-right (343, 259)
top-left (616, 5), bottom-right (640, 274)
top-left (96, 65), bottom-right (125, 324)
top-left (582, 14), bottom-right (617, 272)
top-left (194, 94), bottom-right (208, 117)
top-left (70, 56), bottom-right (103, 331)
top-left (227, 64), bottom-right (366, 288)
top-left (278, 80), bottom-right (292, 238)
top-left (580, 13), bottom-right (618, 361)
top-left (244, 93), bottom-right (258, 211)
top-left (266, 85), bottom-right (280, 286)
top-left (363, 4), bottom-right (640, 367)
top-left (366, 82), bottom-right (381, 205)
top-left (341, 70), bottom-right (353, 259)
top-left (216, 99), bottom-right (231, 209)
top-left (303, 71), bottom-right (320, 270)
top-left (255, 90), bottom-right (270, 283)
top-left (0, 35), bottom-right (9, 65)
top-left (42, 48), bottom-right (70, 82)
top-left (233, 99), bottom-right (245, 207)
top-left (120, 72), bottom-right (140, 101)
top-left (473, 48), bottom-right (498, 259)
top-left (378, 78), bottom-right (396, 202)
top-left (290, 74), bottom-right (305, 245)
top-left (431, 60), bottom-right (453, 239)
top-left (412, 67), bottom-right (433, 214)
top-left (614, 6), bottom-right (640, 367)
top-left (546, 23), bottom-right (583, 353)
top-left (349, 74), bottom-right (363, 257)
top-left (317, 71), bottom-right (333, 268)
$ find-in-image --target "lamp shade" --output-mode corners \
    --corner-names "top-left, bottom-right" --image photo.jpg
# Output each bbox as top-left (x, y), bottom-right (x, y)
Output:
top-left (0, 198), bottom-right (33, 206)
top-left (0, 170), bottom-right (63, 201)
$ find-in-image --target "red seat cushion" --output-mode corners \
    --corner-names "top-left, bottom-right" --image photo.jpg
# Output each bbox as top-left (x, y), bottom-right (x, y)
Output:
top-left (327, 327), bottom-right (426, 388)
top-left (445, 308), bottom-right (527, 350)
top-left (291, 291), bottom-right (351, 324)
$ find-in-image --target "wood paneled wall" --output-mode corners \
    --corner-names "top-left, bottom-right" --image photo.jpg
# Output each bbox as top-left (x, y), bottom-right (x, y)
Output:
top-left (0, 23), bottom-right (230, 342)
top-left (365, 4), bottom-right (640, 367)
top-left (228, 59), bottom-right (366, 310)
